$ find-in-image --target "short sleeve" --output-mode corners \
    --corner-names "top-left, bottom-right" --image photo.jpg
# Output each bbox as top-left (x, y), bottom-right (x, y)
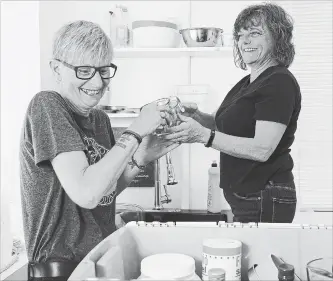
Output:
top-left (28, 92), bottom-right (86, 166)
top-left (103, 111), bottom-right (116, 147)
top-left (254, 74), bottom-right (297, 125)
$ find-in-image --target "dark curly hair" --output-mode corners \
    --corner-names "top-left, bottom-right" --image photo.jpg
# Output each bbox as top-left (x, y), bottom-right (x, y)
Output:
top-left (233, 2), bottom-right (295, 70)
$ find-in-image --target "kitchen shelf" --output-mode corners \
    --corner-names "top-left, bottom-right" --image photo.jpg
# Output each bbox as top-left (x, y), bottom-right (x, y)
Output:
top-left (114, 47), bottom-right (233, 58)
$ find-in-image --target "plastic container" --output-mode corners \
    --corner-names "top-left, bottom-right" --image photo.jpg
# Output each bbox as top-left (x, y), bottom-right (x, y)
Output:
top-left (202, 238), bottom-right (242, 281)
top-left (207, 161), bottom-right (222, 213)
top-left (132, 20), bottom-right (180, 48)
top-left (208, 268), bottom-right (226, 281)
top-left (138, 253), bottom-right (201, 280)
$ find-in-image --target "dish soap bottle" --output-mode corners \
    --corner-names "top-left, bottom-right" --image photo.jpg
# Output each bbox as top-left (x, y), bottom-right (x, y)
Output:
top-left (207, 160), bottom-right (221, 213)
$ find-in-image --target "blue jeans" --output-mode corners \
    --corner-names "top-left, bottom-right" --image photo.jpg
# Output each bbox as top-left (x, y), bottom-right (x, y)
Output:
top-left (224, 181), bottom-right (297, 223)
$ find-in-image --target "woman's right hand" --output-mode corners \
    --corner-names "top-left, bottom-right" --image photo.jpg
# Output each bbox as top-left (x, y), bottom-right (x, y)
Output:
top-left (178, 102), bottom-right (198, 118)
top-left (128, 101), bottom-right (168, 137)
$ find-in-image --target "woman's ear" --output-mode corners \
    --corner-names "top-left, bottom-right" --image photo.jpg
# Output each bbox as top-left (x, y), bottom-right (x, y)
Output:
top-left (49, 60), bottom-right (62, 83)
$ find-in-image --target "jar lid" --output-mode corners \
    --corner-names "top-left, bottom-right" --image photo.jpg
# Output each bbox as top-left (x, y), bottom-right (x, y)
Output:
top-left (141, 253), bottom-right (195, 279)
top-left (203, 239), bottom-right (242, 256)
top-left (208, 268), bottom-right (226, 278)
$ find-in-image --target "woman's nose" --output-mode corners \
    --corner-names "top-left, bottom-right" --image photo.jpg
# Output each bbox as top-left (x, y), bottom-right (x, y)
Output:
top-left (89, 71), bottom-right (104, 87)
top-left (243, 34), bottom-right (251, 44)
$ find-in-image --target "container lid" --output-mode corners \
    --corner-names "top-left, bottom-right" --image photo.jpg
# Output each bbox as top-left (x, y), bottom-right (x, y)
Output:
top-left (208, 268), bottom-right (226, 278)
top-left (132, 20), bottom-right (178, 30)
top-left (203, 239), bottom-right (242, 256)
top-left (141, 253), bottom-right (195, 279)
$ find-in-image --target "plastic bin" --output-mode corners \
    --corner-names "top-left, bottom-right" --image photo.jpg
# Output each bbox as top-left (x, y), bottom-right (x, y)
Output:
top-left (69, 222), bottom-right (332, 281)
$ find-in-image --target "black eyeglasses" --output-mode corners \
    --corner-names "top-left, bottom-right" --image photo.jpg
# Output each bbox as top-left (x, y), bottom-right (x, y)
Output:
top-left (55, 59), bottom-right (117, 80)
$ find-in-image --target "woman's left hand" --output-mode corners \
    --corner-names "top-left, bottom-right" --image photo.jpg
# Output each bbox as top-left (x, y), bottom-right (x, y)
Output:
top-left (135, 133), bottom-right (180, 165)
top-left (163, 114), bottom-right (208, 144)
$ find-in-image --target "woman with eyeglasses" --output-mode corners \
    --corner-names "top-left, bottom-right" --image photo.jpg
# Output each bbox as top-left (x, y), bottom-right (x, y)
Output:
top-left (19, 20), bottom-right (178, 281)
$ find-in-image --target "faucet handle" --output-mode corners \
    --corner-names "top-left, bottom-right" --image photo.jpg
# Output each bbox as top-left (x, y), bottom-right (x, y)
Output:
top-left (161, 196), bottom-right (172, 204)
top-left (166, 153), bottom-right (178, 185)
top-left (161, 185), bottom-right (172, 204)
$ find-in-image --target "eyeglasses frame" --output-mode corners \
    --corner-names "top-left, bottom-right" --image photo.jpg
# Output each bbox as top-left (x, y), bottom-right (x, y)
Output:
top-left (54, 59), bottom-right (117, 80)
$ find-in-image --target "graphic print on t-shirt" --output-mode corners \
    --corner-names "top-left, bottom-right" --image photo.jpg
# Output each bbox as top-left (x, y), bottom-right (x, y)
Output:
top-left (83, 135), bottom-right (109, 165)
top-left (82, 135), bottom-right (116, 206)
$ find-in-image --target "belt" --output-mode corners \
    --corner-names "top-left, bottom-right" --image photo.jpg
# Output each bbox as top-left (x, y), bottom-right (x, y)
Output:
top-left (28, 261), bottom-right (79, 278)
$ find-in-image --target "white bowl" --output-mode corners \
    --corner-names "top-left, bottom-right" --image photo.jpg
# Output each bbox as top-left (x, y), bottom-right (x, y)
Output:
top-left (132, 20), bottom-right (180, 48)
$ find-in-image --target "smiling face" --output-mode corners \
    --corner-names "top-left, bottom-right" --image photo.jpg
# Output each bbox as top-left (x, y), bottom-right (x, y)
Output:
top-left (236, 18), bottom-right (275, 68)
top-left (57, 54), bottom-right (111, 111)
top-left (51, 21), bottom-right (114, 114)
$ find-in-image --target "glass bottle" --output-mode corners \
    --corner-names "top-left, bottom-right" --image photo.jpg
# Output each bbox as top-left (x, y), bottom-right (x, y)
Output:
top-left (115, 5), bottom-right (130, 48)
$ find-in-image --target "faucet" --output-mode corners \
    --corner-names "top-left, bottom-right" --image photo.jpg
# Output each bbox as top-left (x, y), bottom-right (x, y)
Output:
top-left (152, 96), bottom-right (183, 210)
top-left (153, 153), bottom-right (177, 210)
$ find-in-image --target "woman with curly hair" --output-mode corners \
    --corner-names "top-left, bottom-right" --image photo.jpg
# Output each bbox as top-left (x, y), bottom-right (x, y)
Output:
top-left (164, 2), bottom-right (302, 223)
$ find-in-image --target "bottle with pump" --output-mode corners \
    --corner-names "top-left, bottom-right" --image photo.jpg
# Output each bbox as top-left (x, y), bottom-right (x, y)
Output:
top-left (207, 160), bottom-right (222, 213)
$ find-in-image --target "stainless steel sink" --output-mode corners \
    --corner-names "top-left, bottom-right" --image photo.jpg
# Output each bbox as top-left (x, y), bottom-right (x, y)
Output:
top-left (119, 209), bottom-right (228, 223)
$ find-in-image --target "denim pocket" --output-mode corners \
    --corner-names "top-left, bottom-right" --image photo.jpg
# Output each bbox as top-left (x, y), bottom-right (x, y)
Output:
top-left (232, 192), bottom-right (261, 201)
top-left (268, 181), bottom-right (297, 223)
top-left (226, 191), bottom-right (262, 223)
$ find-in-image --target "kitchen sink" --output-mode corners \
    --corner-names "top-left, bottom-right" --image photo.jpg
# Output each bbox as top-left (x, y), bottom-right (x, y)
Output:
top-left (119, 209), bottom-right (228, 224)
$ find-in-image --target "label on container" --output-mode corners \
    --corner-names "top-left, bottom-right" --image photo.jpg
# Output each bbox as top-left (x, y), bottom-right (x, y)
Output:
top-left (202, 253), bottom-right (241, 281)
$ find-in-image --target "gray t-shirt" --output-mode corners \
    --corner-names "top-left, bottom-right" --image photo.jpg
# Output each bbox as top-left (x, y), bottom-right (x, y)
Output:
top-left (20, 91), bottom-right (117, 263)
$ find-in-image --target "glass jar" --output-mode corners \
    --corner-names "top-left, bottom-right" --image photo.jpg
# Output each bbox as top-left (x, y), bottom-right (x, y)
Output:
top-left (306, 257), bottom-right (333, 281)
top-left (154, 96), bottom-right (185, 136)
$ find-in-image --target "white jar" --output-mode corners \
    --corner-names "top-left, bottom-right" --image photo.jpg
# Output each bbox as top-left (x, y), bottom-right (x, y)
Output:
top-left (138, 253), bottom-right (201, 280)
top-left (202, 239), bottom-right (242, 281)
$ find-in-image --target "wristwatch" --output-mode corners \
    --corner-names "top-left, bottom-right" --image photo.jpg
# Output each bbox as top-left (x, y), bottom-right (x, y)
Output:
top-left (205, 129), bottom-right (216, 148)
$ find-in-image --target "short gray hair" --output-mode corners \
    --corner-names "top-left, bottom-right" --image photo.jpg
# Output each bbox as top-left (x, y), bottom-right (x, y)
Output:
top-left (52, 20), bottom-right (113, 65)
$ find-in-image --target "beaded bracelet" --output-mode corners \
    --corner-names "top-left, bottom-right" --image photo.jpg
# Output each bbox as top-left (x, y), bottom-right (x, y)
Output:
top-left (122, 129), bottom-right (142, 144)
top-left (130, 155), bottom-right (146, 171)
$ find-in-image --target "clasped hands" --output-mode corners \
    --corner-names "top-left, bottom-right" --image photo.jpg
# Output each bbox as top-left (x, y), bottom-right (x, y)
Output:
top-left (156, 101), bottom-right (206, 145)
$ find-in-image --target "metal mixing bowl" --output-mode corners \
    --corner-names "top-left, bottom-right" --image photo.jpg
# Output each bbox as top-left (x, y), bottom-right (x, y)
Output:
top-left (179, 27), bottom-right (223, 47)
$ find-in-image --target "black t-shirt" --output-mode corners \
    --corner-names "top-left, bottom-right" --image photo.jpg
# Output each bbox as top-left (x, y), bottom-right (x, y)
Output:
top-left (20, 91), bottom-right (117, 263)
top-left (215, 66), bottom-right (301, 194)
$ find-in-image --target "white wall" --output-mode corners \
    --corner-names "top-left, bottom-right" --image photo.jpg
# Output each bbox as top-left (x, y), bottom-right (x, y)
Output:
top-left (1, 1), bottom-right (41, 239)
